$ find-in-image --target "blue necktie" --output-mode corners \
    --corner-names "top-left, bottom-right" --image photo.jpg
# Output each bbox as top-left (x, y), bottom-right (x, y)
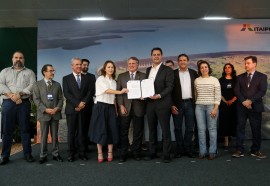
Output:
top-left (76, 74), bottom-right (81, 88)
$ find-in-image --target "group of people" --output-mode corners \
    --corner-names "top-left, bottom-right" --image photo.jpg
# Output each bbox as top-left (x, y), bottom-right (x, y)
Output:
top-left (0, 49), bottom-right (267, 165)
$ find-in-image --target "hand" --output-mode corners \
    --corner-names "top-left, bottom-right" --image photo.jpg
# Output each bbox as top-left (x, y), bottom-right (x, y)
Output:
top-left (149, 94), bottom-right (161, 100)
top-left (45, 108), bottom-right (55, 115)
top-left (11, 93), bottom-right (21, 102)
top-left (120, 105), bottom-right (127, 115)
top-left (15, 99), bottom-right (22, 105)
top-left (210, 109), bottom-right (218, 118)
top-left (242, 99), bottom-right (252, 109)
top-left (226, 100), bottom-right (232, 106)
top-left (77, 102), bottom-right (86, 110)
top-left (171, 106), bottom-right (179, 115)
top-left (121, 88), bottom-right (128, 94)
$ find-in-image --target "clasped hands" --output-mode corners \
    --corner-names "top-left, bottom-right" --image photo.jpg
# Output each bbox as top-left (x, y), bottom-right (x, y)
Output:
top-left (242, 99), bottom-right (252, 109)
top-left (45, 108), bottom-right (59, 115)
top-left (75, 102), bottom-right (86, 111)
top-left (6, 92), bottom-right (22, 104)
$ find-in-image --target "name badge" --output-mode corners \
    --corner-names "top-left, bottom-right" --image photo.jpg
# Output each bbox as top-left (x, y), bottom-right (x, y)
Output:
top-left (47, 94), bottom-right (54, 101)
top-left (227, 83), bottom-right (232, 89)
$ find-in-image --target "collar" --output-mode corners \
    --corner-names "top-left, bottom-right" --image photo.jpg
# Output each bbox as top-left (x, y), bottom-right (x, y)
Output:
top-left (151, 62), bottom-right (162, 69)
top-left (73, 72), bottom-right (81, 77)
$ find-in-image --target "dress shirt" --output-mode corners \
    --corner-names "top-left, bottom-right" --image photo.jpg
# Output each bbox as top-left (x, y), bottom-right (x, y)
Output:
top-left (0, 66), bottom-right (36, 99)
top-left (179, 69), bottom-right (192, 99)
top-left (148, 62), bottom-right (162, 80)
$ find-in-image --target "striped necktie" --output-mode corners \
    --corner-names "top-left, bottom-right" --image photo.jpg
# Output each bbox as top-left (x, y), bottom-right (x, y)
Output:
top-left (48, 81), bottom-right (52, 90)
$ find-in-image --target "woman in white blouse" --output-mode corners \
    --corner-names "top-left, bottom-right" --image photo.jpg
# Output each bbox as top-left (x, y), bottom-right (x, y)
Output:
top-left (89, 60), bottom-right (128, 163)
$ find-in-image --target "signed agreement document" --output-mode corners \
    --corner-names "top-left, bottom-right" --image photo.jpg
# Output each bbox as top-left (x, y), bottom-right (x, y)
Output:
top-left (127, 80), bottom-right (141, 99)
top-left (141, 79), bottom-right (155, 98)
top-left (127, 79), bottom-right (155, 99)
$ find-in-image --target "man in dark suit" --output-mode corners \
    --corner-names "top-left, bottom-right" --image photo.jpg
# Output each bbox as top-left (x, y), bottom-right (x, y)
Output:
top-left (81, 58), bottom-right (96, 151)
top-left (232, 56), bottom-right (267, 159)
top-left (171, 54), bottom-right (198, 158)
top-left (63, 58), bottom-right (94, 162)
top-left (144, 47), bottom-right (174, 163)
top-left (32, 64), bottom-right (64, 164)
top-left (117, 57), bottom-right (146, 162)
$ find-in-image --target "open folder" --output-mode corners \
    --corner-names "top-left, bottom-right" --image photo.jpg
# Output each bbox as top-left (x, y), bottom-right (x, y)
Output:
top-left (127, 79), bottom-right (155, 99)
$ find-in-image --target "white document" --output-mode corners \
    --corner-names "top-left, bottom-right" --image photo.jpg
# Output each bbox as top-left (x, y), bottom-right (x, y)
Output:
top-left (127, 80), bottom-right (141, 99)
top-left (141, 78), bottom-right (155, 98)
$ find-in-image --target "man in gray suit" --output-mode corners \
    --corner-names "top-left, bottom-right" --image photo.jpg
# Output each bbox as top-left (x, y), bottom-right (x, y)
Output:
top-left (33, 64), bottom-right (64, 164)
top-left (117, 57), bottom-right (146, 162)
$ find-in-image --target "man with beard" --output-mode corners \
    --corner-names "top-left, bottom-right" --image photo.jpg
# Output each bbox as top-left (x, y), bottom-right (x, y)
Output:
top-left (81, 59), bottom-right (96, 151)
top-left (0, 51), bottom-right (36, 165)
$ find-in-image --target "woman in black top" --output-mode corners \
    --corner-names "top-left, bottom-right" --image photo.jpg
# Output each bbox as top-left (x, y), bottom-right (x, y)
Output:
top-left (219, 63), bottom-right (237, 148)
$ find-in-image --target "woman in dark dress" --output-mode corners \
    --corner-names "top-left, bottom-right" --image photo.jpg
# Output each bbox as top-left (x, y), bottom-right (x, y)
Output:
top-left (219, 63), bottom-right (237, 148)
top-left (89, 61), bottom-right (128, 163)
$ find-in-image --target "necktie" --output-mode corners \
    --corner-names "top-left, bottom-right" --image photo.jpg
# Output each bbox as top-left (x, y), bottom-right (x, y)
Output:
top-left (76, 74), bottom-right (81, 88)
top-left (247, 73), bottom-right (251, 87)
top-left (130, 73), bottom-right (134, 80)
top-left (48, 81), bottom-right (52, 90)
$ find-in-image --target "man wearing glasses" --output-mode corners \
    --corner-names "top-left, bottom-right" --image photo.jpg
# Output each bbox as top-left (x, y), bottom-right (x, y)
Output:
top-left (32, 64), bottom-right (64, 164)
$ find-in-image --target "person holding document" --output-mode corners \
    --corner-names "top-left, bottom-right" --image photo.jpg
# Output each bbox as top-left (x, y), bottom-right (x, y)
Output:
top-left (89, 60), bottom-right (128, 163)
top-left (144, 47), bottom-right (174, 163)
top-left (116, 57), bottom-right (146, 162)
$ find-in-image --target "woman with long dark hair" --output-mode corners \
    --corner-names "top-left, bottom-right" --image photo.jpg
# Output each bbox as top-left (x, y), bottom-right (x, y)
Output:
top-left (219, 63), bottom-right (237, 148)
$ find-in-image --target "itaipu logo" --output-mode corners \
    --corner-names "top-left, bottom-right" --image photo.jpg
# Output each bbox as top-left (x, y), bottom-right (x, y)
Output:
top-left (241, 24), bottom-right (270, 34)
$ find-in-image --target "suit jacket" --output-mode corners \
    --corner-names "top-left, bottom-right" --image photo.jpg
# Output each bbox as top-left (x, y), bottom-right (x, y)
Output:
top-left (84, 72), bottom-right (96, 111)
top-left (146, 64), bottom-right (174, 109)
top-left (172, 68), bottom-right (199, 106)
top-left (32, 79), bottom-right (63, 121)
top-left (62, 73), bottom-right (94, 115)
top-left (116, 71), bottom-right (146, 117)
top-left (234, 71), bottom-right (267, 112)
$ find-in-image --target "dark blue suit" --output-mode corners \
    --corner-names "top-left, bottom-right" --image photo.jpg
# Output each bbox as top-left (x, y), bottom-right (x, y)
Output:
top-left (63, 73), bottom-right (94, 156)
top-left (234, 71), bottom-right (267, 153)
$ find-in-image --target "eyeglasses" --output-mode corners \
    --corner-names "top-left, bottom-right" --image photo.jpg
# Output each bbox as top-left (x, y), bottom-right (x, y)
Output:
top-left (46, 70), bottom-right (55, 73)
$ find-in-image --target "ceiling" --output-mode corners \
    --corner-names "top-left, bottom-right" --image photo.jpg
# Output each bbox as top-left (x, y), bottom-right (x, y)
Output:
top-left (1, 0), bottom-right (270, 28)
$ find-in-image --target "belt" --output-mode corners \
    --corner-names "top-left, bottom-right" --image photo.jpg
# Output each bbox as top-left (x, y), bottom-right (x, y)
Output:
top-left (182, 98), bottom-right (192, 102)
top-left (21, 98), bottom-right (30, 101)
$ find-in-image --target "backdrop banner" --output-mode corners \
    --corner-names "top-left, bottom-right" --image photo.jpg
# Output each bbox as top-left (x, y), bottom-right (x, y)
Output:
top-left (38, 20), bottom-right (270, 141)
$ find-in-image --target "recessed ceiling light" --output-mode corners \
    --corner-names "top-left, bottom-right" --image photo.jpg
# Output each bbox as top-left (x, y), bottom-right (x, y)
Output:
top-left (202, 16), bottom-right (232, 20)
top-left (75, 17), bottom-right (108, 21)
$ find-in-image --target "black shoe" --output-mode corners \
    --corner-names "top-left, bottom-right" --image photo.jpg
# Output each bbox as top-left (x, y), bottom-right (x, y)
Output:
top-left (68, 156), bottom-right (75, 162)
top-left (0, 157), bottom-right (9, 165)
top-left (39, 157), bottom-right (47, 164)
top-left (79, 154), bottom-right (88, 161)
top-left (53, 155), bottom-right (63, 162)
top-left (144, 153), bottom-right (158, 161)
top-left (25, 154), bottom-right (35, 163)
top-left (185, 152), bottom-right (196, 158)
top-left (133, 154), bottom-right (141, 161)
top-left (163, 156), bottom-right (171, 163)
top-left (141, 144), bottom-right (148, 151)
top-left (119, 155), bottom-right (127, 162)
